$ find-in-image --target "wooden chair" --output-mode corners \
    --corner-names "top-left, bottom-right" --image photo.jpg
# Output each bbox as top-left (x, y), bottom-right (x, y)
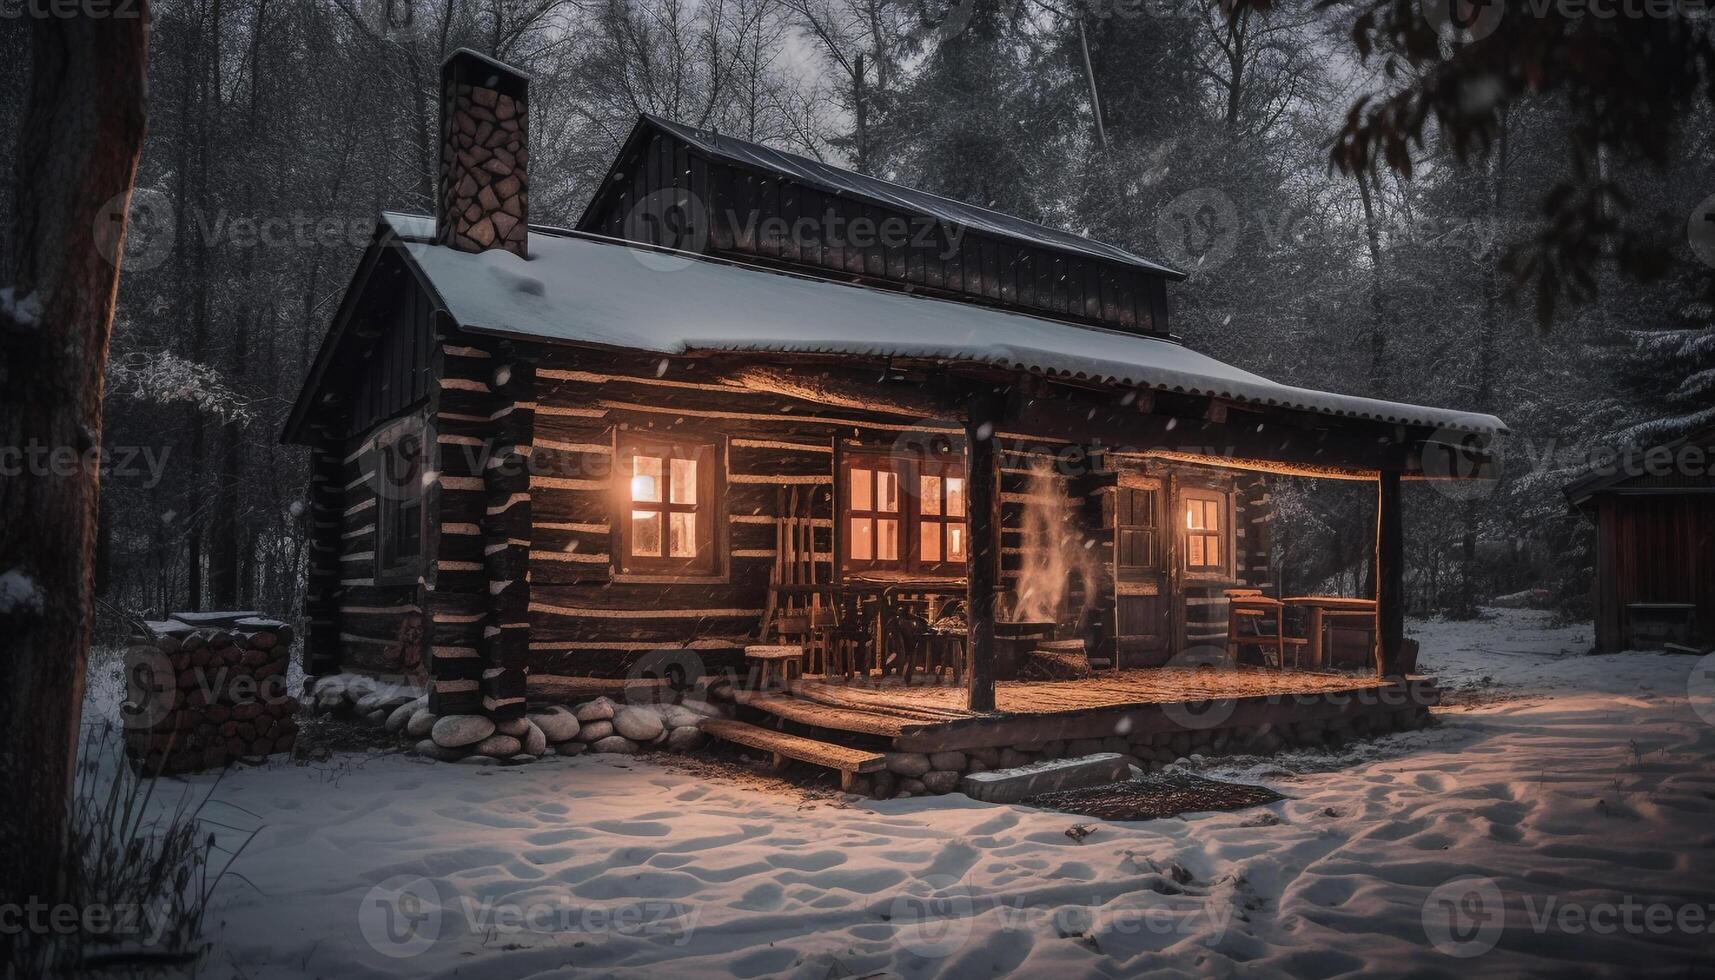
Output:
top-left (1226, 591), bottom-right (1308, 668)
top-left (923, 597), bottom-right (967, 684)
top-left (767, 585), bottom-right (835, 673)
top-left (888, 597), bottom-right (966, 685)
top-left (812, 589), bottom-right (868, 680)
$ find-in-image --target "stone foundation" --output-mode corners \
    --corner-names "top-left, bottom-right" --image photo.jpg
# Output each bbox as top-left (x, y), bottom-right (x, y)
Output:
top-left (844, 702), bottom-right (1436, 799)
top-left (123, 612), bottom-right (299, 775)
top-left (313, 676), bottom-right (729, 764)
top-left (299, 669), bottom-right (1432, 791)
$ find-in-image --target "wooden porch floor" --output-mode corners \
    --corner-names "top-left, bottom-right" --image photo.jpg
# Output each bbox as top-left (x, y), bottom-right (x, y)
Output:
top-left (735, 668), bottom-right (1435, 752)
top-left (797, 668), bottom-right (1392, 717)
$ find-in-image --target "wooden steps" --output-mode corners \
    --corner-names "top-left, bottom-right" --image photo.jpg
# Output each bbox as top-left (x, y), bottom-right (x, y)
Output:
top-left (699, 718), bottom-right (886, 791)
top-left (740, 692), bottom-right (915, 738)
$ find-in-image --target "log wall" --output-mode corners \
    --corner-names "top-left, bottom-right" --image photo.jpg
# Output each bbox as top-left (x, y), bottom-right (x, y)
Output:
top-left (510, 348), bottom-right (1279, 682)
top-left (310, 326), bottom-right (1285, 694)
top-left (330, 420), bottom-right (426, 677)
top-left (423, 336), bottom-right (499, 714)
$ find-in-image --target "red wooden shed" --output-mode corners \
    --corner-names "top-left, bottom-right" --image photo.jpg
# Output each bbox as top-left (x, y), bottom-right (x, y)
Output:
top-left (1566, 424), bottom-right (1715, 652)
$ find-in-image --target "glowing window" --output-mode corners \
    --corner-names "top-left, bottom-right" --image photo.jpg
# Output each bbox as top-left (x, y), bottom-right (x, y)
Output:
top-left (617, 436), bottom-right (720, 575)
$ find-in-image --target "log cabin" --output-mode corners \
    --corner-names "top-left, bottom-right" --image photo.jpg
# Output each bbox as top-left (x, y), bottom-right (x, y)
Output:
top-left (283, 50), bottom-right (1505, 746)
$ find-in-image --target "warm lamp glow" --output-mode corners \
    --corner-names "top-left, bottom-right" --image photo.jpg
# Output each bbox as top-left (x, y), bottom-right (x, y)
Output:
top-left (631, 474), bottom-right (656, 501)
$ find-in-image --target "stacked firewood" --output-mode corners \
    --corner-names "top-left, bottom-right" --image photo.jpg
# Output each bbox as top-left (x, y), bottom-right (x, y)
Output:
top-left (122, 613), bottom-right (299, 775)
top-left (1017, 640), bottom-right (1094, 681)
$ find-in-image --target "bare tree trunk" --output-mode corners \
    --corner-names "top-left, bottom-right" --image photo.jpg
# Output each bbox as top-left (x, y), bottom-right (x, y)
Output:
top-left (1458, 118), bottom-right (1507, 618)
top-left (0, 6), bottom-right (148, 942)
top-left (1357, 173), bottom-right (1387, 395)
top-left (852, 53), bottom-right (869, 174)
top-left (1075, 13), bottom-right (1106, 150)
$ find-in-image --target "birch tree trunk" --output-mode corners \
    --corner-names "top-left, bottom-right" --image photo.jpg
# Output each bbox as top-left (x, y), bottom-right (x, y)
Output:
top-left (0, 7), bottom-right (149, 933)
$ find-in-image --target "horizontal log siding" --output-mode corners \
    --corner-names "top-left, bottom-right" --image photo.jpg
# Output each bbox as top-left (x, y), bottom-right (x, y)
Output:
top-left (522, 352), bottom-right (1071, 679)
top-left (480, 357), bottom-right (533, 718)
top-left (425, 339), bottom-right (492, 714)
top-left (331, 421), bottom-right (427, 676)
top-left (1238, 476), bottom-right (1272, 586)
top-left (516, 350), bottom-right (1277, 679)
top-left (303, 423), bottom-right (344, 676)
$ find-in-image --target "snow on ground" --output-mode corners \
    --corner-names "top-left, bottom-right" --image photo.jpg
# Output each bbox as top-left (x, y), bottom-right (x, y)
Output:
top-left (83, 610), bottom-right (1715, 978)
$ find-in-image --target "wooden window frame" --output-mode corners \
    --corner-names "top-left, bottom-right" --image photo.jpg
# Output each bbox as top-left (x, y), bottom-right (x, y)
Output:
top-left (1182, 488), bottom-right (1229, 575)
top-left (613, 432), bottom-right (727, 580)
top-left (1115, 486), bottom-right (1161, 573)
top-left (914, 456), bottom-right (969, 572)
top-left (373, 413), bottom-right (427, 584)
top-left (838, 447), bottom-right (967, 578)
top-left (840, 452), bottom-right (905, 573)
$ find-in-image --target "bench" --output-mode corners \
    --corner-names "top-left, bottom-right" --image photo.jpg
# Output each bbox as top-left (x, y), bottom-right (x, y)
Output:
top-left (1627, 602), bottom-right (1696, 649)
top-left (699, 718), bottom-right (886, 791)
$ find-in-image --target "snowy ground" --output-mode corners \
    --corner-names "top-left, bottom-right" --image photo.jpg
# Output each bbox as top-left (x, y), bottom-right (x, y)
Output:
top-left (81, 610), bottom-right (1715, 978)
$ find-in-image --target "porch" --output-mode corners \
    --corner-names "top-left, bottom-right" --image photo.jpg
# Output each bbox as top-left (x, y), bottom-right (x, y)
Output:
top-left (729, 668), bottom-right (1441, 754)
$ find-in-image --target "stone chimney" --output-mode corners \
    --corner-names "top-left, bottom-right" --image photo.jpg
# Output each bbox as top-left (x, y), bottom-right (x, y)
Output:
top-left (437, 49), bottom-right (529, 256)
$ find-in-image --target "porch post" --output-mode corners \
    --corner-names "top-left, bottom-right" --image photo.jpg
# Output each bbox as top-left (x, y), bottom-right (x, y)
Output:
top-left (965, 401), bottom-right (999, 712)
top-left (1375, 469), bottom-right (1405, 677)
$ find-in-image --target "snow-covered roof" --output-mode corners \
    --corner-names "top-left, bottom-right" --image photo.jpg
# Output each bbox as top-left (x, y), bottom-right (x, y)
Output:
top-left (634, 116), bottom-right (1186, 280)
top-left (380, 212), bottom-right (1506, 434)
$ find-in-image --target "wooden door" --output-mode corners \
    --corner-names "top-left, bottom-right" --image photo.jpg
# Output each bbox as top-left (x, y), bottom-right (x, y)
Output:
top-left (1109, 479), bottom-right (1168, 666)
top-left (1176, 483), bottom-right (1235, 655)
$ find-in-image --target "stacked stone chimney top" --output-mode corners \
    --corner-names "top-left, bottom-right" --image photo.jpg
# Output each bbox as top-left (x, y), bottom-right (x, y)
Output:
top-left (438, 48), bottom-right (530, 257)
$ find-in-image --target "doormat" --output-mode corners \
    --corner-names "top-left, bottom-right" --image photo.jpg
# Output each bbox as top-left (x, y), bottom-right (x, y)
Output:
top-left (1023, 770), bottom-right (1284, 821)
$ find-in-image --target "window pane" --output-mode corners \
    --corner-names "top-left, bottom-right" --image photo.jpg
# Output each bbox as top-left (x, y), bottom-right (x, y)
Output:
top-left (632, 456), bottom-right (662, 502)
top-left (948, 523), bottom-right (966, 561)
top-left (850, 468), bottom-right (872, 512)
top-left (1187, 498), bottom-right (1218, 531)
top-left (920, 475), bottom-right (942, 515)
top-left (1188, 535), bottom-right (1204, 567)
top-left (877, 519), bottom-right (898, 560)
top-left (920, 521), bottom-right (941, 562)
top-left (669, 512), bottom-right (697, 557)
top-left (850, 517), bottom-right (872, 560)
top-left (632, 510), bottom-right (662, 556)
top-left (670, 457), bottom-right (697, 505)
top-left (877, 471), bottom-right (899, 513)
top-left (1205, 536), bottom-right (1220, 566)
top-left (946, 478), bottom-right (965, 517)
top-left (399, 502), bottom-right (421, 559)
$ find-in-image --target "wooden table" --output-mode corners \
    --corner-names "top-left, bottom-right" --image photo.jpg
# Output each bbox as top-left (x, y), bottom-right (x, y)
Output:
top-left (845, 578), bottom-right (969, 674)
top-left (1283, 596), bottom-right (1377, 667)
